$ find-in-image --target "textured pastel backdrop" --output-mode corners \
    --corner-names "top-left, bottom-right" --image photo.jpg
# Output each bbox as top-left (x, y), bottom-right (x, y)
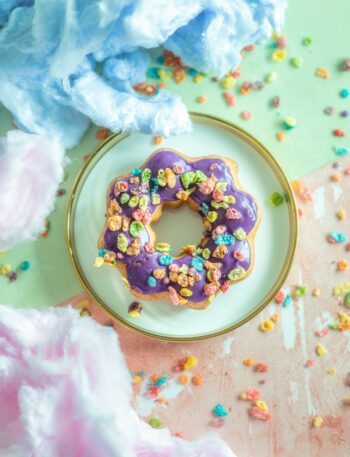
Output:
top-left (1, 0), bottom-right (350, 456)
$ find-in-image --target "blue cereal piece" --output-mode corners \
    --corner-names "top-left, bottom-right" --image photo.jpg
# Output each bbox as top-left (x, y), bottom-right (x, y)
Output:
top-left (213, 404), bottom-right (229, 417)
top-left (191, 256), bottom-right (205, 272)
top-left (154, 376), bottom-right (167, 386)
top-left (215, 234), bottom-right (235, 245)
top-left (329, 231), bottom-right (348, 243)
top-left (282, 294), bottom-right (292, 307)
top-left (98, 248), bottom-right (108, 257)
top-left (159, 254), bottom-right (173, 266)
top-left (147, 276), bottom-right (157, 287)
top-left (200, 203), bottom-right (209, 216)
top-left (131, 168), bottom-right (142, 176)
top-left (334, 146), bottom-right (349, 156)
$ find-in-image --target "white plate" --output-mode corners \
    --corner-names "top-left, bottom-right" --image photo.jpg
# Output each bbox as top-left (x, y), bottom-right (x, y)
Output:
top-left (67, 114), bottom-right (297, 341)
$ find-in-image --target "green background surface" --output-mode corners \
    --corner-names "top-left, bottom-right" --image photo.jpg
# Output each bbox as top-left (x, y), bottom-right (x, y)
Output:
top-left (0, 0), bottom-right (349, 308)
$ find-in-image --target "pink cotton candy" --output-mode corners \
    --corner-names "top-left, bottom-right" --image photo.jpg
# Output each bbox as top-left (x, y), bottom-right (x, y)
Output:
top-left (0, 305), bottom-right (236, 457)
top-left (0, 130), bottom-right (65, 251)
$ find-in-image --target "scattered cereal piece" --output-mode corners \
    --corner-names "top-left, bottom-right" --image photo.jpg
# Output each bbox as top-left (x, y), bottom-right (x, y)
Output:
top-left (19, 261), bottom-right (30, 271)
top-left (272, 96), bottom-right (280, 107)
top-left (241, 111), bottom-right (251, 120)
top-left (315, 67), bottom-right (330, 79)
top-left (284, 116), bottom-right (297, 130)
top-left (337, 260), bottom-right (349, 271)
top-left (260, 320), bottom-right (275, 332)
top-left (266, 72), bottom-right (277, 83)
top-left (223, 91), bottom-right (236, 106)
top-left (95, 127), bottom-right (110, 140)
top-left (80, 309), bottom-right (90, 317)
top-left (149, 417), bottom-right (162, 429)
top-left (196, 95), bottom-right (207, 104)
top-left (183, 355), bottom-right (198, 370)
top-left (324, 106), bottom-right (334, 115)
top-left (272, 49), bottom-right (286, 62)
top-left (178, 375), bottom-right (189, 385)
top-left (312, 288), bottom-right (321, 297)
top-left (306, 359), bottom-right (316, 367)
top-left (254, 362), bottom-right (269, 373)
top-left (343, 293), bottom-right (350, 308)
top-left (331, 173), bottom-right (343, 182)
top-left (327, 231), bottom-right (348, 244)
top-left (290, 57), bottom-right (303, 68)
top-left (334, 146), bottom-right (349, 156)
top-left (128, 301), bottom-right (143, 317)
top-left (282, 294), bottom-right (292, 307)
top-left (240, 389), bottom-right (261, 401)
top-left (211, 417), bottom-right (225, 427)
top-left (276, 131), bottom-right (286, 142)
top-left (243, 358), bottom-right (254, 366)
top-left (341, 110), bottom-right (349, 117)
top-left (303, 37), bottom-right (313, 46)
top-left (248, 406), bottom-right (272, 421)
top-left (191, 375), bottom-right (203, 386)
top-left (213, 404), bottom-right (229, 417)
top-left (333, 129), bottom-right (345, 137)
top-left (328, 368), bottom-right (336, 375)
top-left (133, 374), bottom-right (142, 384)
top-left (315, 328), bottom-right (328, 337)
top-left (340, 88), bottom-right (350, 98)
top-left (270, 192), bottom-right (284, 206)
top-left (221, 75), bottom-right (236, 89)
top-left (316, 344), bottom-right (328, 356)
top-left (343, 58), bottom-right (350, 71)
top-left (271, 313), bottom-right (279, 323)
top-left (313, 416), bottom-right (324, 428)
top-left (336, 210), bottom-right (346, 221)
top-left (275, 290), bottom-right (285, 304)
top-left (154, 135), bottom-right (163, 145)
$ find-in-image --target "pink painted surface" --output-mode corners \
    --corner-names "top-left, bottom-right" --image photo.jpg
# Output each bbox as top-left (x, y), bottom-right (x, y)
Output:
top-left (61, 157), bottom-right (350, 457)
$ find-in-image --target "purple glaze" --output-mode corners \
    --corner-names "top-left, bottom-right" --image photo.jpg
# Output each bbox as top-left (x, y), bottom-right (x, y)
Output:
top-left (101, 150), bottom-right (259, 304)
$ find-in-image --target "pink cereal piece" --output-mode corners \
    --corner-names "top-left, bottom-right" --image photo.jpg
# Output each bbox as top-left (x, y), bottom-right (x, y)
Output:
top-left (248, 406), bottom-right (272, 421)
top-left (220, 281), bottom-right (230, 293)
top-left (315, 328), bottom-right (328, 337)
top-left (199, 180), bottom-right (215, 195)
top-left (241, 111), bottom-right (252, 120)
top-left (344, 167), bottom-right (350, 176)
top-left (212, 417), bottom-right (225, 427)
top-left (223, 92), bottom-right (236, 106)
top-left (132, 209), bottom-right (144, 221)
top-left (142, 209), bottom-right (152, 224)
top-left (213, 188), bottom-right (224, 202)
top-left (116, 253), bottom-right (124, 259)
top-left (214, 226), bottom-right (227, 235)
top-left (233, 250), bottom-right (245, 261)
top-left (163, 277), bottom-right (170, 285)
top-left (209, 163), bottom-right (218, 170)
top-left (188, 267), bottom-right (196, 276)
top-left (274, 290), bottom-right (285, 304)
top-left (168, 263), bottom-right (179, 272)
top-left (145, 242), bottom-right (155, 253)
top-left (245, 389), bottom-right (262, 401)
top-left (254, 362), bottom-right (269, 373)
top-left (226, 208), bottom-right (241, 220)
top-left (306, 359), bottom-right (316, 367)
top-left (173, 164), bottom-right (184, 174)
top-left (168, 286), bottom-right (180, 305)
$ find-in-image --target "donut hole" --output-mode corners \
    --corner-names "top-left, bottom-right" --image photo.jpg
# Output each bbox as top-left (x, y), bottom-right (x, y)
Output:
top-left (152, 203), bottom-right (204, 257)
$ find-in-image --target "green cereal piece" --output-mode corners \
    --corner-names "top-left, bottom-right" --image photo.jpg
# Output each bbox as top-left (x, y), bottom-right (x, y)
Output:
top-left (228, 267), bottom-right (246, 281)
top-left (141, 168), bottom-right (152, 183)
top-left (211, 201), bottom-right (228, 209)
top-left (344, 293), bottom-right (350, 308)
top-left (149, 417), bottom-right (161, 429)
top-left (128, 196), bottom-right (139, 208)
top-left (270, 192), bottom-right (284, 207)
top-left (207, 211), bottom-right (218, 223)
top-left (181, 171), bottom-right (196, 189)
top-left (117, 233), bottom-right (129, 252)
top-left (151, 193), bottom-right (160, 205)
top-left (157, 169), bottom-right (167, 187)
top-left (215, 181), bottom-right (227, 192)
top-left (195, 170), bottom-right (207, 183)
top-left (223, 195), bottom-right (235, 204)
top-left (202, 248), bottom-right (211, 259)
top-left (129, 220), bottom-right (144, 237)
top-left (120, 193), bottom-right (130, 204)
top-left (233, 228), bottom-right (246, 240)
top-left (139, 195), bottom-right (148, 210)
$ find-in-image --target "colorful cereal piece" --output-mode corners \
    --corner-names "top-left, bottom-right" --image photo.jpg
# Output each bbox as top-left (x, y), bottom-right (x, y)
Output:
top-left (228, 267), bottom-right (246, 281)
top-left (213, 404), bottom-right (229, 417)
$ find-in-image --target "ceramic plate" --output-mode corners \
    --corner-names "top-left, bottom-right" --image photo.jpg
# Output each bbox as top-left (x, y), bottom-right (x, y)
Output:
top-left (67, 113), bottom-right (298, 341)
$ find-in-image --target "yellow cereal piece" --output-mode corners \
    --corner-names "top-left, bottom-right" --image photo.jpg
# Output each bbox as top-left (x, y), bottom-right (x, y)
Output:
top-left (206, 211), bottom-right (218, 223)
top-left (260, 320), bottom-right (275, 332)
top-left (243, 358), bottom-right (254, 366)
top-left (313, 416), bottom-right (324, 428)
top-left (312, 288), bottom-right (321, 297)
top-left (0, 263), bottom-right (11, 274)
top-left (333, 283), bottom-right (350, 295)
top-left (179, 288), bottom-right (193, 297)
top-left (328, 368), bottom-right (336, 375)
top-left (221, 75), bottom-right (236, 89)
top-left (193, 74), bottom-right (204, 84)
top-left (315, 67), bottom-right (330, 79)
top-left (338, 311), bottom-right (350, 323)
top-left (133, 374), bottom-right (142, 384)
top-left (178, 297), bottom-right (188, 306)
top-left (93, 257), bottom-right (104, 268)
top-left (336, 210), bottom-right (346, 221)
top-left (80, 309), bottom-right (91, 317)
top-left (272, 49), bottom-right (286, 62)
top-left (154, 135), bottom-right (163, 145)
top-left (183, 355), bottom-right (198, 370)
top-left (316, 343), bottom-right (328, 356)
top-left (255, 400), bottom-right (268, 411)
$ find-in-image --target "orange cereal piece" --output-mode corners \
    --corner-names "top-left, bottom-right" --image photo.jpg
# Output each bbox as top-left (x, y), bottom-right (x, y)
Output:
top-left (154, 135), bottom-right (163, 145)
top-left (243, 358), bottom-right (254, 366)
top-left (271, 313), bottom-right (280, 323)
top-left (331, 173), bottom-right (343, 182)
top-left (179, 375), bottom-right (189, 385)
top-left (191, 375), bottom-right (203, 386)
top-left (338, 260), bottom-right (349, 271)
top-left (276, 131), bottom-right (286, 142)
top-left (173, 68), bottom-right (185, 84)
top-left (196, 95), bottom-right (207, 104)
top-left (95, 127), bottom-right (110, 140)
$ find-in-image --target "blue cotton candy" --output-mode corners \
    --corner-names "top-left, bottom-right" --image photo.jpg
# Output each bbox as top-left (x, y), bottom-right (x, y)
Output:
top-left (0, 0), bottom-right (286, 148)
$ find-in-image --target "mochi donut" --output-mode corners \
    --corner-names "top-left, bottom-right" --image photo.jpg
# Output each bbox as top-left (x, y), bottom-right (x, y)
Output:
top-left (96, 149), bottom-right (260, 310)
